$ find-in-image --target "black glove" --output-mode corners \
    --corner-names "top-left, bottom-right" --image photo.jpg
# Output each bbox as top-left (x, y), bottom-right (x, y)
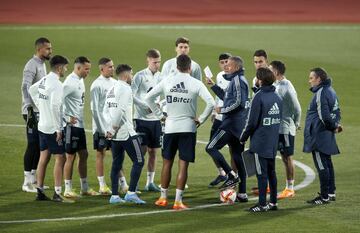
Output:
top-left (26, 106), bottom-right (37, 129)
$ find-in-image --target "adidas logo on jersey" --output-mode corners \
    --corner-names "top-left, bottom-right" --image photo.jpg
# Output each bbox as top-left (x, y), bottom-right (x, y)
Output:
top-left (268, 103), bottom-right (280, 115)
top-left (170, 82), bottom-right (188, 93)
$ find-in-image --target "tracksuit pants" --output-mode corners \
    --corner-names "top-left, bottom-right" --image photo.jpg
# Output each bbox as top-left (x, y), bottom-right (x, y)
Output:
top-left (255, 155), bottom-right (277, 206)
top-left (312, 151), bottom-right (336, 199)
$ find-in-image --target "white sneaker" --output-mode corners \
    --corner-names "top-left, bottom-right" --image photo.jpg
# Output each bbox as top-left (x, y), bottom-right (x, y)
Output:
top-left (22, 183), bottom-right (37, 193)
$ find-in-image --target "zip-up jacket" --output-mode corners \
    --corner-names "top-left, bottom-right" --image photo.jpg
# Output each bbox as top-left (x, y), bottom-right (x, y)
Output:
top-left (210, 69), bottom-right (250, 137)
top-left (303, 78), bottom-right (340, 155)
top-left (240, 85), bottom-right (283, 158)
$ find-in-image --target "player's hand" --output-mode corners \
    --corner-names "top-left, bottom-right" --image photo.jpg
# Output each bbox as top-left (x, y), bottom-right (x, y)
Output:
top-left (205, 77), bottom-right (214, 86)
top-left (296, 126), bottom-right (301, 131)
top-left (193, 117), bottom-right (201, 128)
top-left (106, 131), bottom-right (113, 139)
top-left (69, 116), bottom-right (78, 125)
top-left (215, 107), bottom-right (221, 114)
top-left (147, 108), bottom-right (152, 114)
top-left (26, 106), bottom-right (37, 129)
top-left (56, 131), bottom-right (62, 142)
top-left (335, 124), bottom-right (343, 133)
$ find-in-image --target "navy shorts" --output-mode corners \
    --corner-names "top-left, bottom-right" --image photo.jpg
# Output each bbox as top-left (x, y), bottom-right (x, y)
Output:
top-left (278, 134), bottom-right (295, 156)
top-left (64, 125), bottom-right (87, 154)
top-left (162, 132), bottom-right (196, 163)
top-left (93, 132), bottom-right (111, 151)
top-left (134, 119), bottom-right (162, 148)
top-left (39, 131), bottom-right (65, 154)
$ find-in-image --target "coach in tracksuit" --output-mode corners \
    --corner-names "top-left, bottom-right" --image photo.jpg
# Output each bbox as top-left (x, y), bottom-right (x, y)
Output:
top-left (240, 67), bottom-right (282, 212)
top-left (205, 56), bottom-right (250, 201)
top-left (304, 68), bottom-right (342, 205)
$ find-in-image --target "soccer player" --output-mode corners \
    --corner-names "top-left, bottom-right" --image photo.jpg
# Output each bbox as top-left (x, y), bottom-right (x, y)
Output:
top-left (239, 68), bottom-right (283, 212)
top-left (131, 49), bottom-right (162, 192)
top-left (62, 56), bottom-right (98, 198)
top-left (161, 37), bottom-right (202, 81)
top-left (252, 49), bottom-right (269, 94)
top-left (304, 68), bottom-right (342, 205)
top-left (29, 55), bottom-right (73, 203)
top-left (105, 64), bottom-right (146, 204)
top-left (146, 54), bottom-right (215, 210)
top-left (208, 52), bottom-right (232, 187)
top-left (90, 57), bottom-right (128, 195)
top-left (205, 56), bottom-right (250, 202)
top-left (269, 61), bottom-right (301, 199)
top-left (21, 37), bottom-right (52, 192)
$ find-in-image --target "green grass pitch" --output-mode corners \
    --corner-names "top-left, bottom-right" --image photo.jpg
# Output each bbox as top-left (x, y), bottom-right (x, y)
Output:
top-left (0, 24), bottom-right (359, 232)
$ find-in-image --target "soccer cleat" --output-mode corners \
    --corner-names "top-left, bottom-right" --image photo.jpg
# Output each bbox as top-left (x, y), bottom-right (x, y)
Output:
top-left (124, 193), bottom-right (146, 204)
top-left (52, 193), bottom-right (75, 203)
top-left (306, 194), bottom-right (330, 205)
top-left (328, 194), bottom-right (336, 201)
top-left (251, 186), bottom-right (270, 195)
top-left (80, 188), bottom-right (99, 196)
top-left (35, 188), bottom-right (51, 201)
top-left (22, 183), bottom-right (37, 193)
top-left (219, 175), bottom-right (239, 190)
top-left (155, 197), bottom-right (168, 207)
top-left (248, 204), bottom-right (269, 212)
top-left (236, 193), bottom-right (249, 203)
top-left (277, 188), bottom-right (295, 199)
top-left (208, 175), bottom-right (227, 187)
top-left (63, 190), bottom-right (80, 198)
top-left (144, 183), bottom-right (161, 192)
top-left (173, 201), bottom-right (188, 210)
top-left (99, 185), bottom-right (112, 195)
top-left (267, 202), bottom-right (278, 211)
top-left (109, 195), bottom-right (126, 204)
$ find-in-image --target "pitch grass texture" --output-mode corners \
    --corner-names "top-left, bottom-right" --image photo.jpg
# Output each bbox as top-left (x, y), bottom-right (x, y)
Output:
top-left (0, 25), bottom-right (359, 232)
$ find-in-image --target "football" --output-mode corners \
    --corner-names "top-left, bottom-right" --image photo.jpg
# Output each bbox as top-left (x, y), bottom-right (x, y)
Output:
top-left (220, 188), bottom-right (237, 204)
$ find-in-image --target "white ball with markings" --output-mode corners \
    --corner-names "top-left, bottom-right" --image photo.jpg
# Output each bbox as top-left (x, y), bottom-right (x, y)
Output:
top-left (220, 188), bottom-right (237, 204)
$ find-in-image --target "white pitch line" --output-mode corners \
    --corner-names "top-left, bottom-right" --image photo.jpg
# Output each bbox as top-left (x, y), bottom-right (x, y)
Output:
top-left (0, 25), bottom-right (359, 31)
top-left (0, 123), bottom-right (315, 224)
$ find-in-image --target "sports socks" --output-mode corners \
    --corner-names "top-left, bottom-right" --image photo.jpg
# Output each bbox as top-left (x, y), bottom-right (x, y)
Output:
top-left (218, 168), bottom-right (226, 176)
top-left (30, 169), bottom-right (36, 184)
top-left (286, 179), bottom-right (295, 190)
top-left (80, 177), bottom-right (89, 192)
top-left (146, 172), bottom-right (155, 186)
top-left (23, 171), bottom-right (31, 185)
top-left (98, 176), bottom-right (106, 188)
top-left (175, 189), bottom-right (184, 203)
top-left (55, 186), bottom-right (62, 195)
top-left (160, 187), bottom-right (168, 199)
top-left (65, 179), bottom-right (72, 192)
top-left (119, 176), bottom-right (128, 188)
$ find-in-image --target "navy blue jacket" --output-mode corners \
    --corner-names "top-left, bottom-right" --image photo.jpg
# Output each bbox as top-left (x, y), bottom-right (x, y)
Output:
top-left (211, 69), bottom-right (250, 137)
top-left (303, 79), bottom-right (340, 155)
top-left (239, 85), bottom-right (283, 159)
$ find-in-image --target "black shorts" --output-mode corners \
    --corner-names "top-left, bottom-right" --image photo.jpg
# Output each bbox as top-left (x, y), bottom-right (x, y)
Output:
top-left (39, 131), bottom-right (65, 155)
top-left (64, 125), bottom-right (87, 154)
top-left (278, 134), bottom-right (295, 156)
top-left (93, 132), bottom-right (111, 151)
top-left (134, 119), bottom-right (162, 148)
top-left (162, 132), bottom-right (196, 163)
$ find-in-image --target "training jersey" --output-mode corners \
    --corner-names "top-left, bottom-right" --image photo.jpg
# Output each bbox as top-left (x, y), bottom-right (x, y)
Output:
top-left (161, 57), bottom-right (202, 81)
top-left (213, 71), bottom-right (230, 121)
top-left (90, 75), bottom-right (116, 135)
top-left (145, 72), bottom-right (215, 134)
top-left (21, 55), bottom-right (47, 114)
top-left (131, 67), bottom-right (161, 121)
top-left (29, 72), bottom-right (63, 134)
top-left (62, 72), bottom-right (86, 128)
top-left (104, 80), bottom-right (137, 141)
top-left (273, 78), bottom-right (301, 136)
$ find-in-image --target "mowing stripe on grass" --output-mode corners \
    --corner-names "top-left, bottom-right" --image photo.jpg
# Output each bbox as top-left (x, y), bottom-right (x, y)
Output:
top-left (0, 25), bottom-right (359, 31)
top-left (0, 123), bottom-right (315, 224)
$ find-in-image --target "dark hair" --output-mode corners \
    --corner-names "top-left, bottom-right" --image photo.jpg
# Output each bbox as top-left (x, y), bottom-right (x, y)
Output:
top-left (256, 67), bottom-right (275, 86)
top-left (176, 54), bottom-right (191, 72)
top-left (310, 67), bottom-right (328, 81)
top-left (229, 56), bottom-right (243, 69)
top-left (270, 60), bottom-right (286, 75)
top-left (35, 37), bottom-right (50, 47)
top-left (74, 56), bottom-right (90, 64)
top-left (98, 57), bottom-right (111, 65)
top-left (146, 49), bottom-right (161, 58)
top-left (253, 49), bottom-right (267, 58)
top-left (49, 55), bottom-right (69, 69)
top-left (115, 64), bottom-right (132, 76)
top-left (218, 53), bottom-right (232, 61)
top-left (175, 37), bottom-right (190, 46)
